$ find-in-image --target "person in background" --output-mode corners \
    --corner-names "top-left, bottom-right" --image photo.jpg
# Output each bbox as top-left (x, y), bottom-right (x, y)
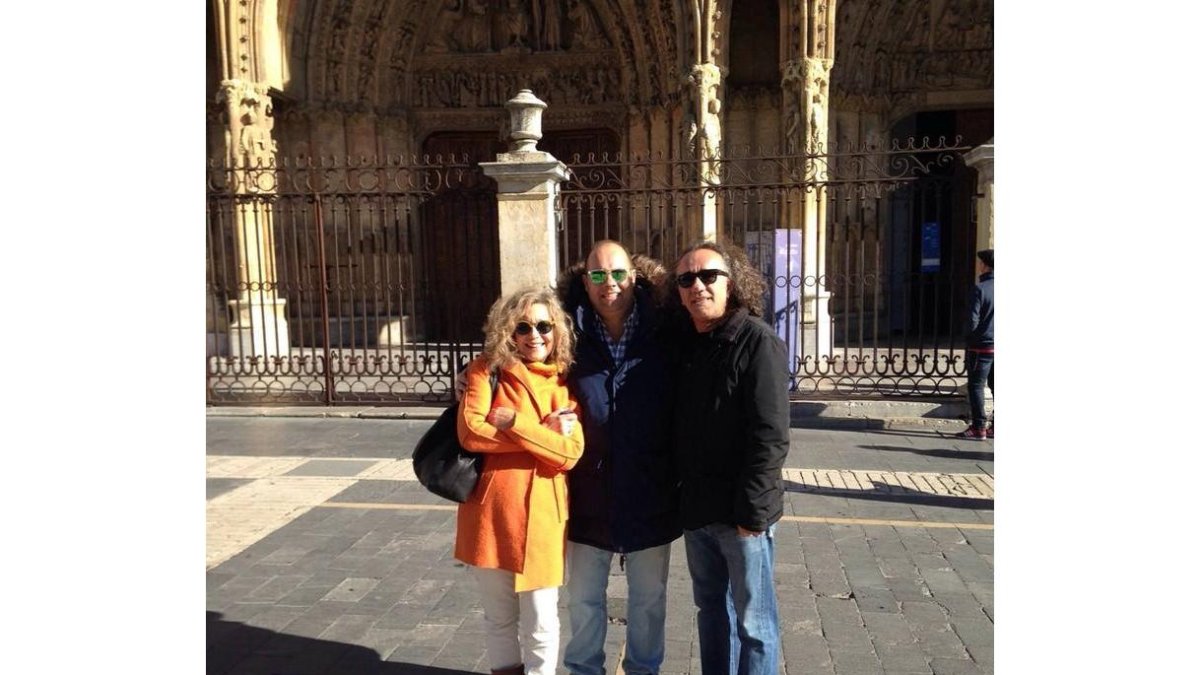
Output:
top-left (456, 286), bottom-right (585, 675)
top-left (958, 249), bottom-right (995, 440)
top-left (557, 240), bottom-right (680, 675)
top-left (666, 240), bottom-right (790, 675)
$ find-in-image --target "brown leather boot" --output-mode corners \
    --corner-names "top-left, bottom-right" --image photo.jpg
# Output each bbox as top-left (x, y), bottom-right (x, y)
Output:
top-left (490, 665), bottom-right (524, 675)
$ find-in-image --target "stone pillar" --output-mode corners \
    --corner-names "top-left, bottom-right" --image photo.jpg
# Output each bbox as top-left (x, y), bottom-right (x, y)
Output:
top-left (479, 90), bottom-right (569, 294)
top-left (780, 0), bottom-right (837, 362)
top-left (964, 138), bottom-right (995, 252)
top-left (218, 79), bottom-right (290, 360)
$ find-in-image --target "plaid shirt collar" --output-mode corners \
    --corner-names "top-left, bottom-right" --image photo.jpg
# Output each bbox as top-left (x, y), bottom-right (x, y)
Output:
top-left (591, 302), bottom-right (640, 364)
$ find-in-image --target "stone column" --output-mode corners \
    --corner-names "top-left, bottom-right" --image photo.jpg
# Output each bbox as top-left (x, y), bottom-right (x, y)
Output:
top-left (218, 79), bottom-right (290, 360)
top-left (480, 90), bottom-right (569, 294)
top-left (780, 0), bottom-right (837, 361)
top-left (964, 138), bottom-right (995, 251)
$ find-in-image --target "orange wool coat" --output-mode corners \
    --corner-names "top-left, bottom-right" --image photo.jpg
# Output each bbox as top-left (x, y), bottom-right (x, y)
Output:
top-left (454, 355), bottom-right (584, 592)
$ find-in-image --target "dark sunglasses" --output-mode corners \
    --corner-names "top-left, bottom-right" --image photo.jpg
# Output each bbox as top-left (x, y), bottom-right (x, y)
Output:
top-left (676, 269), bottom-right (730, 288)
top-left (515, 320), bottom-right (555, 336)
top-left (586, 268), bottom-right (629, 284)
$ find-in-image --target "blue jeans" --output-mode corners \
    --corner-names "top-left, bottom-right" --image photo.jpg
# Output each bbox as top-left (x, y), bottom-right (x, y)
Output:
top-left (684, 523), bottom-right (780, 675)
top-left (686, 521), bottom-right (777, 672)
top-left (966, 351), bottom-right (994, 429)
top-left (564, 541), bottom-right (672, 675)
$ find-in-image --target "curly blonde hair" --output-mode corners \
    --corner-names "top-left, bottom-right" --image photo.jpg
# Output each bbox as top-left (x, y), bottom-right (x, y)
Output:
top-left (480, 286), bottom-right (575, 372)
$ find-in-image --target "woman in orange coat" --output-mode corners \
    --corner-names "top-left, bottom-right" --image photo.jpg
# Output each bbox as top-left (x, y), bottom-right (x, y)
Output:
top-left (457, 286), bottom-right (584, 675)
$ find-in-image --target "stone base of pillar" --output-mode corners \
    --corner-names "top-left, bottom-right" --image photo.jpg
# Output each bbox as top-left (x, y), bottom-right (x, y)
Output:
top-left (227, 298), bottom-right (290, 359)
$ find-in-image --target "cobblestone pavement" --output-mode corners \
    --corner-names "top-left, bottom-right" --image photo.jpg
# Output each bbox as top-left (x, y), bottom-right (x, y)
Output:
top-left (207, 417), bottom-right (994, 675)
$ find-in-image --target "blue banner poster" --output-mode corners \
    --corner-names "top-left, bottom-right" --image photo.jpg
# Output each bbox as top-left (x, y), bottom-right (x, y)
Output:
top-left (920, 222), bottom-right (941, 272)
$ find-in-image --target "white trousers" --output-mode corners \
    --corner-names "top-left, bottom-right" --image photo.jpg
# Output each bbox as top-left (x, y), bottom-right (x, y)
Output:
top-left (473, 567), bottom-right (560, 675)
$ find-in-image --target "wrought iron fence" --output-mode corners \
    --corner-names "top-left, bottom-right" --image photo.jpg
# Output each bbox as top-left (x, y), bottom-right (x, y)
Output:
top-left (206, 137), bottom-right (979, 404)
top-left (557, 137), bottom-right (977, 396)
top-left (206, 155), bottom-right (497, 404)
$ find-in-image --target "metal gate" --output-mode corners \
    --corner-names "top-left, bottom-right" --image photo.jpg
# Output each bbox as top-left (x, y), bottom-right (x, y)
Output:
top-left (206, 137), bottom-right (978, 405)
top-left (206, 155), bottom-right (497, 405)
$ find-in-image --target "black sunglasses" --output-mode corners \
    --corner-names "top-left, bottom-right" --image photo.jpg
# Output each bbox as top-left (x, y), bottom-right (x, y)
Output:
top-left (676, 269), bottom-right (730, 288)
top-left (586, 268), bottom-right (629, 284)
top-left (515, 320), bottom-right (555, 336)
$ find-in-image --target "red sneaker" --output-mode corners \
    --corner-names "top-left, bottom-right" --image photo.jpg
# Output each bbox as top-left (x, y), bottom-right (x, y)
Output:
top-left (956, 426), bottom-right (987, 441)
top-left (986, 424), bottom-right (994, 439)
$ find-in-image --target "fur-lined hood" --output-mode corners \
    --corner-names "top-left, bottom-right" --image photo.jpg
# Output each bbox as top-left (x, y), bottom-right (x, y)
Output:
top-left (556, 253), bottom-right (669, 312)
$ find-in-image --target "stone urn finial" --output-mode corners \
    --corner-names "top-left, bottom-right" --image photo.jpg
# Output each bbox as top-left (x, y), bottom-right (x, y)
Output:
top-left (504, 89), bottom-right (548, 153)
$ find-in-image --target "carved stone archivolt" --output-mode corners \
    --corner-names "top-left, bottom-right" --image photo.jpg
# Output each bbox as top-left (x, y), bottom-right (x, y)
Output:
top-left (218, 0), bottom-right (991, 166)
top-left (833, 0), bottom-right (993, 100)
top-left (290, 0), bottom-right (687, 112)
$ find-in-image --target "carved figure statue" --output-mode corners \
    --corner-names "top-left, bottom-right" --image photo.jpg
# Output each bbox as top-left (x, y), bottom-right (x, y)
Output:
top-left (229, 85), bottom-right (276, 166)
top-left (540, 0), bottom-right (563, 51)
top-left (682, 113), bottom-right (698, 156)
top-left (453, 0), bottom-right (491, 52)
top-left (689, 63), bottom-right (722, 163)
top-left (493, 0), bottom-right (531, 53)
top-left (784, 101), bottom-right (801, 154)
top-left (569, 0), bottom-right (604, 50)
top-left (425, 1), bottom-right (459, 53)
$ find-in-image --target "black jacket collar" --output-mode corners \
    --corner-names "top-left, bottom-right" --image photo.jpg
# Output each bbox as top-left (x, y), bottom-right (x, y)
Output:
top-left (690, 306), bottom-right (750, 343)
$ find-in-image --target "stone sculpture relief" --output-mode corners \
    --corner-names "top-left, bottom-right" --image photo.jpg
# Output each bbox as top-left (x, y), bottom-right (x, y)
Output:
top-left (409, 63), bottom-right (620, 108)
top-left (568, 0), bottom-right (604, 50)
top-left (493, 0), bottom-right (531, 53)
top-left (687, 62), bottom-right (722, 167)
top-left (219, 80), bottom-right (277, 167)
top-left (806, 59), bottom-right (831, 152)
top-left (422, 0), bottom-right (607, 54)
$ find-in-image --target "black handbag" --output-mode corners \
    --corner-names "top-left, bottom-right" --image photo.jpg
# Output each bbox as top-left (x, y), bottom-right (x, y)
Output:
top-left (411, 369), bottom-right (499, 503)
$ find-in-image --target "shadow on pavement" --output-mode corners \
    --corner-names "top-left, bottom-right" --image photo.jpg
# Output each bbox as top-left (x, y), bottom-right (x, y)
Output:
top-left (208, 611), bottom-right (479, 675)
top-left (784, 481), bottom-right (994, 511)
top-left (858, 443), bottom-right (994, 462)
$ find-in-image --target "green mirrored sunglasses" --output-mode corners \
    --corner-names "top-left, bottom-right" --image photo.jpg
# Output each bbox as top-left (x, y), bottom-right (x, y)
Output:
top-left (586, 268), bottom-right (630, 284)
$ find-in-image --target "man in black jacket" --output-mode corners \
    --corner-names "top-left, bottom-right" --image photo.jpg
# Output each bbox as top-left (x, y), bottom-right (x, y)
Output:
top-left (959, 249), bottom-right (995, 440)
top-left (558, 241), bottom-right (680, 675)
top-left (668, 240), bottom-right (790, 675)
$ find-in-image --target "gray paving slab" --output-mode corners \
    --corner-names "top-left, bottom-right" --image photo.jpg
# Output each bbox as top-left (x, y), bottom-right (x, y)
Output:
top-left (207, 416), bottom-right (994, 674)
top-left (207, 477), bottom-right (252, 499)
top-left (286, 458), bottom-right (381, 476)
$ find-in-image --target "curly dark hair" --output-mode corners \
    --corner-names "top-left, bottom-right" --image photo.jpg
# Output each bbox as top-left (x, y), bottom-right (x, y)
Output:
top-left (666, 239), bottom-right (767, 318)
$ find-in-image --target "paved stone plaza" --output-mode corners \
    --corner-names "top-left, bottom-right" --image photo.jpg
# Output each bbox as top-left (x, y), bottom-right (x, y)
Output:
top-left (207, 414), bottom-right (994, 674)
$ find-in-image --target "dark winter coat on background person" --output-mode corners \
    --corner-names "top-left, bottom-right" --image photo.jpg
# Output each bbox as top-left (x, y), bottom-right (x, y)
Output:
top-left (964, 271), bottom-right (994, 348)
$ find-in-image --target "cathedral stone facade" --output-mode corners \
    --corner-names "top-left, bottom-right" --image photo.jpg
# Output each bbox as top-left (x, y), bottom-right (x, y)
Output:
top-left (206, 0), bottom-right (993, 401)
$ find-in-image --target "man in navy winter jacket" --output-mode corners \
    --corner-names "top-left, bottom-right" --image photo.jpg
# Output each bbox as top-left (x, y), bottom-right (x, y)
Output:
top-left (558, 241), bottom-right (681, 675)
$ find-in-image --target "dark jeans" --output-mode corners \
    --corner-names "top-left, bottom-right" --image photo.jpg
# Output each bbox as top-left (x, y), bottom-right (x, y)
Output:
top-left (966, 350), bottom-right (994, 429)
